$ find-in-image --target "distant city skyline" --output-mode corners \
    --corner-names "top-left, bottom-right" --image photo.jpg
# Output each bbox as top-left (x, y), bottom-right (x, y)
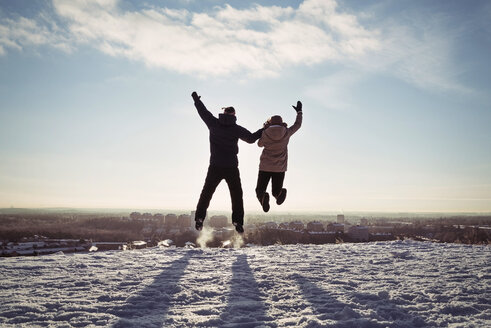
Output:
top-left (1, 0), bottom-right (490, 212)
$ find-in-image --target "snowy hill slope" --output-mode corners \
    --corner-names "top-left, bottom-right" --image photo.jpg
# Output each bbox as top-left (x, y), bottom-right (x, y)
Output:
top-left (0, 241), bottom-right (489, 327)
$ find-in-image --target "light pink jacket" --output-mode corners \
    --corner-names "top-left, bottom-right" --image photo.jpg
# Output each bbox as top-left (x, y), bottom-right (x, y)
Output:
top-left (258, 112), bottom-right (302, 172)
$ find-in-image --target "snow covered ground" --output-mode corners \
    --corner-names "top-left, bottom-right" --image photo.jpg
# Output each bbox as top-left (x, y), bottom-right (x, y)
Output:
top-left (0, 240), bottom-right (489, 327)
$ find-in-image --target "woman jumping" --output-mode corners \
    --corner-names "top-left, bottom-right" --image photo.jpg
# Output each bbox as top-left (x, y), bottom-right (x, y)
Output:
top-left (255, 101), bottom-right (303, 212)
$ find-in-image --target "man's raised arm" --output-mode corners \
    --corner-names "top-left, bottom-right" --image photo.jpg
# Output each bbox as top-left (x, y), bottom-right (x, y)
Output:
top-left (192, 91), bottom-right (216, 127)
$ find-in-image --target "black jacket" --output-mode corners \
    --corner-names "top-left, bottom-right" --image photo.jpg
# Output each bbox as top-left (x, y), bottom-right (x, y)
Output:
top-left (195, 99), bottom-right (263, 168)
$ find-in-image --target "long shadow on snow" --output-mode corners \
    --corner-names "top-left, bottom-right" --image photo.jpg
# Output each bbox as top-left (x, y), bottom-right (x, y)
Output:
top-left (111, 252), bottom-right (192, 328)
top-left (293, 274), bottom-right (429, 328)
top-left (220, 254), bottom-right (274, 328)
top-left (351, 291), bottom-right (428, 327)
top-left (293, 273), bottom-right (383, 328)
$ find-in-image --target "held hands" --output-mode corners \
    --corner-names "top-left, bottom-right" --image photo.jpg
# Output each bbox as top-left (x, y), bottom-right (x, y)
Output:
top-left (191, 91), bottom-right (201, 102)
top-left (292, 100), bottom-right (302, 113)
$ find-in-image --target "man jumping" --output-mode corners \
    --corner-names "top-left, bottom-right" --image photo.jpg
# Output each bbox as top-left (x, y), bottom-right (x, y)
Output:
top-left (192, 91), bottom-right (263, 233)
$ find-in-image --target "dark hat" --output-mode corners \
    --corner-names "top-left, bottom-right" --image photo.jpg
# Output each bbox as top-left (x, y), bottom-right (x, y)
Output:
top-left (269, 115), bottom-right (283, 125)
top-left (222, 106), bottom-right (235, 114)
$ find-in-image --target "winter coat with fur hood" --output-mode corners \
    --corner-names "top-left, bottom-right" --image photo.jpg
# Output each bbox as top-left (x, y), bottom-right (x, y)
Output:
top-left (258, 111), bottom-right (302, 172)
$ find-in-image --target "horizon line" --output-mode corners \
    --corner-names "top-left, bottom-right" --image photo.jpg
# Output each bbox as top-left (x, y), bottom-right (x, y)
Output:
top-left (1, 207), bottom-right (490, 216)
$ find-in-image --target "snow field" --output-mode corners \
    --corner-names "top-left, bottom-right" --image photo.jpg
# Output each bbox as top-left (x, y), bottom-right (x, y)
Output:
top-left (0, 240), bottom-right (489, 327)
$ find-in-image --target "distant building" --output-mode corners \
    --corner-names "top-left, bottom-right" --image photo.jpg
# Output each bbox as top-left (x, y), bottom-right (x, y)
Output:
top-left (142, 213), bottom-right (153, 220)
top-left (154, 213), bottom-right (164, 224)
top-left (337, 214), bottom-right (345, 224)
top-left (178, 214), bottom-right (192, 229)
top-left (210, 215), bottom-right (228, 228)
top-left (369, 225), bottom-right (394, 234)
top-left (289, 221), bottom-right (304, 231)
top-left (348, 225), bottom-right (369, 241)
top-left (360, 218), bottom-right (368, 226)
top-left (375, 218), bottom-right (388, 225)
top-left (244, 224), bottom-right (257, 233)
top-left (263, 221), bottom-right (278, 229)
top-left (278, 222), bottom-right (289, 230)
top-left (164, 214), bottom-right (178, 228)
top-left (326, 223), bottom-right (344, 233)
top-left (130, 212), bottom-right (142, 220)
top-left (307, 221), bottom-right (324, 232)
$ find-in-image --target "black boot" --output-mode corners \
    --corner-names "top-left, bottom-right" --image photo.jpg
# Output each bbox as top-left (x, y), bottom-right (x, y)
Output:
top-left (233, 222), bottom-right (244, 234)
top-left (258, 192), bottom-right (270, 212)
top-left (276, 188), bottom-right (287, 205)
top-left (195, 218), bottom-right (204, 231)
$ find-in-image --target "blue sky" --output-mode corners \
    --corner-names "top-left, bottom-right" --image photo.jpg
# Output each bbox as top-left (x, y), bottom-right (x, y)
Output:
top-left (0, 0), bottom-right (490, 213)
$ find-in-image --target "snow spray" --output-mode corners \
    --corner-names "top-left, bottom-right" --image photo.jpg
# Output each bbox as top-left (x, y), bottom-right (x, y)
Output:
top-left (221, 234), bottom-right (245, 248)
top-left (231, 233), bottom-right (244, 248)
top-left (197, 226), bottom-right (214, 248)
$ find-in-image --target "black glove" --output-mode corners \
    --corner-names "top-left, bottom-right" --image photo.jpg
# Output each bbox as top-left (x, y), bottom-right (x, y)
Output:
top-left (191, 91), bottom-right (201, 102)
top-left (292, 100), bottom-right (302, 113)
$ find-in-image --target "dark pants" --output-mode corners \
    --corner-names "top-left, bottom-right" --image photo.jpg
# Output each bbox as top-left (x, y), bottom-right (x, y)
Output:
top-left (255, 170), bottom-right (285, 199)
top-left (195, 165), bottom-right (244, 225)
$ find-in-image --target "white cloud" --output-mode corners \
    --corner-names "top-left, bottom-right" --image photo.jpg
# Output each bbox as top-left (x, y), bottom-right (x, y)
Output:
top-left (0, 15), bottom-right (72, 54)
top-left (0, 0), bottom-right (470, 93)
top-left (46, 0), bottom-right (379, 77)
top-left (215, 3), bottom-right (295, 26)
top-left (298, 0), bottom-right (377, 40)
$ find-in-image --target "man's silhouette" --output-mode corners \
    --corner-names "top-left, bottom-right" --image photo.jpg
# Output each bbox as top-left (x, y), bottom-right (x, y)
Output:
top-left (192, 91), bottom-right (263, 233)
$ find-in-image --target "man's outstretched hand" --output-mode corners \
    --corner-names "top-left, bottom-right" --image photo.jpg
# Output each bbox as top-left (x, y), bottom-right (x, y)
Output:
top-left (292, 100), bottom-right (302, 113)
top-left (192, 91), bottom-right (201, 102)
